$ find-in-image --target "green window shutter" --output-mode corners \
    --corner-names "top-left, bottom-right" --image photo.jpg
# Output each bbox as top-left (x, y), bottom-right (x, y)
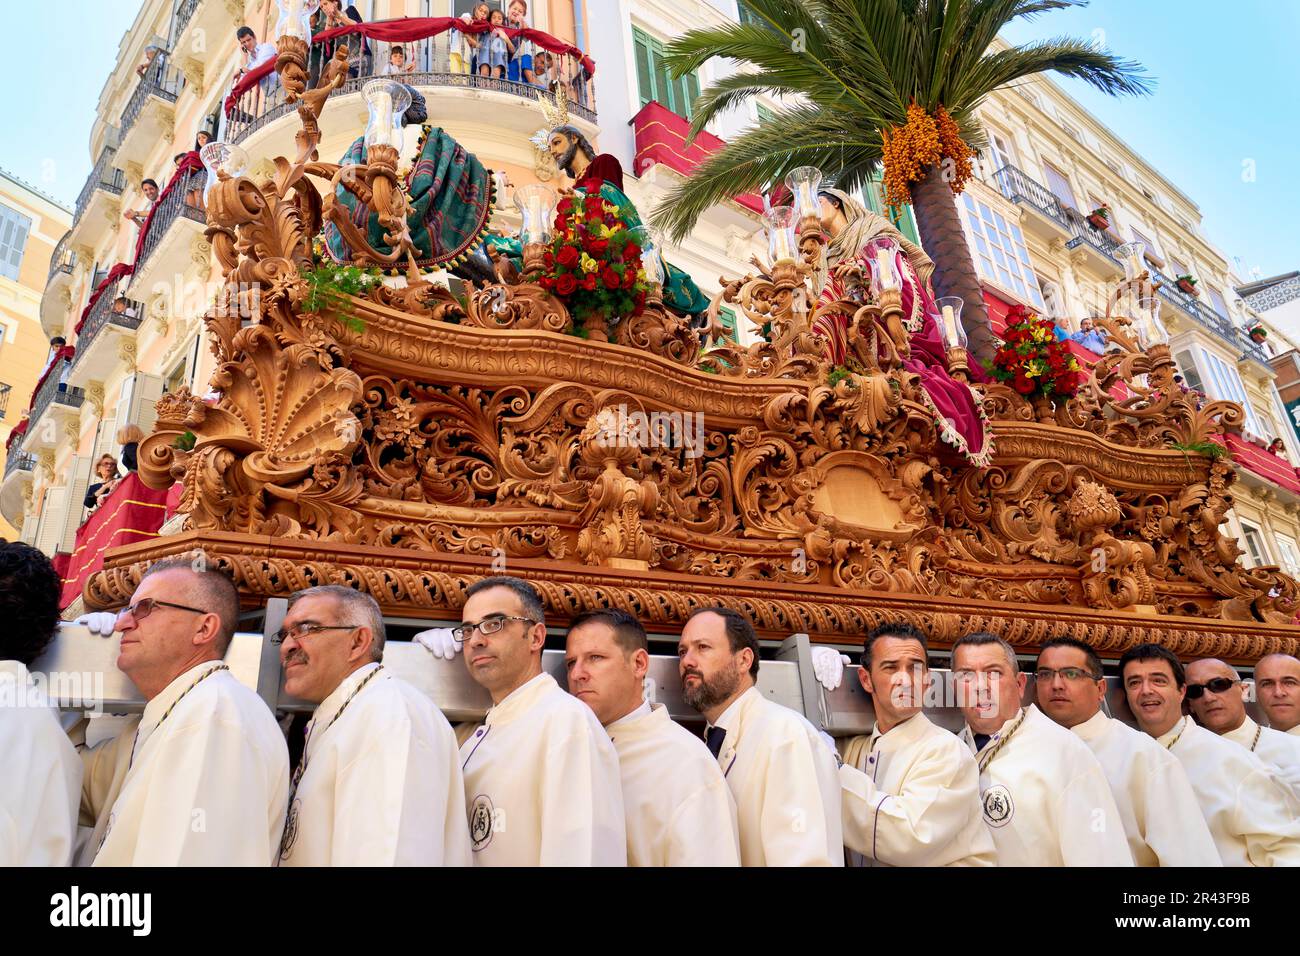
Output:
top-left (633, 27), bottom-right (700, 120)
top-left (633, 29), bottom-right (655, 108)
top-left (717, 306), bottom-right (738, 343)
top-left (684, 72), bottom-right (700, 121)
top-left (756, 104), bottom-right (776, 126)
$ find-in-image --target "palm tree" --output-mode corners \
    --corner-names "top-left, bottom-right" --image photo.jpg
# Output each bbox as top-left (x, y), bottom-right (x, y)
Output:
top-left (649, 0), bottom-right (1152, 363)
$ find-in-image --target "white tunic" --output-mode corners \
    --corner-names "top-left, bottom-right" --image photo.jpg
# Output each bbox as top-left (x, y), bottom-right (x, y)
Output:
top-left (0, 660), bottom-right (82, 866)
top-left (459, 672), bottom-right (626, 866)
top-left (710, 686), bottom-right (843, 867)
top-left (1289, 725), bottom-right (1300, 737)
top-left (607, 701), bottom-right (740, 866)
top-left (1221, 715), bottom-right (1300, 794)
top-left (839, 712), bottom-right (996, 866)
top-left (279, 664), bottom-right (472, 867)
top-left (1159, 716), bottom-right (1300, 866)
top-left (79, 660), bottom-right (289, 866)
top-left (1071, 711), bottom-right (1221, 867)
top-left (959, 705), bottom-right (1133, 866)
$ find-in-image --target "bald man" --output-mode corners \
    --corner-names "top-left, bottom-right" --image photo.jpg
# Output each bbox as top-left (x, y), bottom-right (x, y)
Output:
top-left (1255, 654), bottom-right (1300, 736)
top-left (1185, 658), bottom-right (1300, 796)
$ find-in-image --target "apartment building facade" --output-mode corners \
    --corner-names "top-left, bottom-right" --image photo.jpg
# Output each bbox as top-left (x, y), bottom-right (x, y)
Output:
top-left (11, 0), bottom-right (1300, 594)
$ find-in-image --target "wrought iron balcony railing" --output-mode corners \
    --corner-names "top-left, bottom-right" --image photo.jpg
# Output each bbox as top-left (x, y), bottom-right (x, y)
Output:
top-left (74, 145), bottom-right (127, 224)
top-left (120, 53), bottom-right (184, 139)
top-left (225, 20), bottom-right (596, 144)
top-left (47, 231), bottom-right (75, 285)
top-left (28, 360), bottom-right (84, 431)
top-left (173, 0), bottom-right (200, 37)
top-left (73, 289), bottom-right (144, 364)
top-left (993, 163), bottom-right (1073, 233)
top-left (3, 449), bottom-right (34, 481)
top-left (134, 169), bottom-right (206, 275)
top-left (0, 383), bottom-right (10, 417)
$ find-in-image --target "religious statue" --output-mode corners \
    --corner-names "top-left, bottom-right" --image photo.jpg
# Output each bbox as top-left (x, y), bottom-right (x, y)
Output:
top-left (813, 188), bottom-right (991, 466)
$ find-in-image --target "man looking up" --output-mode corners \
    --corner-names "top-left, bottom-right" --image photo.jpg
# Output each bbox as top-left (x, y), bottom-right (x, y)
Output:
top-left (1255, 653), bottom-right (1300, 735)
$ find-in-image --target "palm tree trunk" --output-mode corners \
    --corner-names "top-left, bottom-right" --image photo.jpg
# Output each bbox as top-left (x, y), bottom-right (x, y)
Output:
top-left (909, 164), bottom-right (996, 365)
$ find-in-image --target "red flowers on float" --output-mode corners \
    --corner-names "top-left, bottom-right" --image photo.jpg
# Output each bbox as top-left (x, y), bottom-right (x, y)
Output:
top-left (984, 306), bottom-right (1084, 402)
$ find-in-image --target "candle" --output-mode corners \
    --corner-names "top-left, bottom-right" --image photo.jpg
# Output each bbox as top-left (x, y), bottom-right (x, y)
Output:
top-left (770, 226), bottom-right (796, 262)
top-left (373, 92), bottom-right (393, 140)
top-left (942, 304), bottom-right (958, 343)
top-left (875, 248), bottom-right (899, 291)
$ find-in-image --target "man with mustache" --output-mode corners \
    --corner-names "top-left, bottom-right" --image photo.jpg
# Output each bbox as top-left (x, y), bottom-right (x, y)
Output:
top-left (835, 622), bottom-right (995, 866)
top-left (565, 608), bottom-right (739, 866)
top-left (678, 607), bottom-right (842, 866)
top-left (1120, 643), bottom-right (1300, 866)
top-left (1035, 637), bottom-right (1220, 866)
top-left (1255, 653), bottom-right (1300, 735)
top-left (954, 632), bottom-right (1132, 866)
top-left (1184, 657), bottom-right (1300, 795)
top-left (455, 576), bottom-right (625, 865)
top-left (276, 585), bottom-right (470, 866)
top-left (69, 556), bottom-right (289, 865)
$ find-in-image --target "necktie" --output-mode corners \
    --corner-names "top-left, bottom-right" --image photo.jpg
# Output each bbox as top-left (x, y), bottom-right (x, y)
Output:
top-left (705, 726), bottom-right (727, 758)
top-left (973, 732), bottom-right (992, 751)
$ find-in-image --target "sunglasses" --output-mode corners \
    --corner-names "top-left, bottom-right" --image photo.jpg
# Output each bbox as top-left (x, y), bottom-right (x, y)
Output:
top-left (1185, 676), bottom-right (1237, 700)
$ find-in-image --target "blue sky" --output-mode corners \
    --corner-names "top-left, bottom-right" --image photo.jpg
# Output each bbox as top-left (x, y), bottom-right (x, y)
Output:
top-left (3, 1), bottom-right (1296, 281)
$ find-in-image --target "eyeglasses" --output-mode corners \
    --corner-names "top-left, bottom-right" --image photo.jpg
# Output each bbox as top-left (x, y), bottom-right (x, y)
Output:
top-left (451, 615), bottom-right (538, 644)
top-left (272, 622), bottom-right (360, 645)
top-left (1035, 667), bottom-right (1101, 683)
top-left (1185, 676), bottom-right (1238, 700)
top-left (116, 597), bottom-right (208, 625)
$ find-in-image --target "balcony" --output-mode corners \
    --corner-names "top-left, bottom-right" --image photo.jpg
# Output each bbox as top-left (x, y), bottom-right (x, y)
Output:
top-left (20, 360), bottom-right (84, 454)
top-left (128, 168), bottom-right (207, 297)
top-left (39, 231), bottom-right (76, 335)
top-left (225, 20), bottom-right (597, 163)
top-left (69, 144), bottom-right (127, 249)
top-left (0, 450), bottom-right (35, 528)
top-left (117, 54), bottom-right (184, 169)
top-left (171, 0), bottom-right (241, 94)
top-left (992, 164), bottom-right (1075, 243)
top-left (67, 291), bottom-right (144, 390)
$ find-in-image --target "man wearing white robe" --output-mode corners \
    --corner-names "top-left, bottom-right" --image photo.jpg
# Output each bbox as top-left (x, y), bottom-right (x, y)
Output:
top-left (1255, 653), bottom-right (1300, 736)
top-left (0, 542), bottom-right (81, 866)
top-left (1185, 657), bottom-right (1300, 795)
top-left (679, 607), bottom-right (842, 867)
top-left (953, 632), bottom-right (1133, 866)
top-left (276, 585), bottom-right (470, 866)
top-left (1120, 642), bottom-right (1300, 867)
top-left (1034, 637), bottom-right (1220, 866)
top-left (564, 608), bottom-right (739, 866)
top-left (71, 556), bottom-right (289, 866)
top-left (454, 576), bottom-right (625, 866)
top-left (822, 622), bottom-right (994, 866)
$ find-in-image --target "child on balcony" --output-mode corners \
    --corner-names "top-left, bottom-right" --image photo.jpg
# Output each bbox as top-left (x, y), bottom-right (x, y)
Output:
top-left (505, 0), bottom-right (536, 86)
top-left (464, 3), bottom-right (490, 74)
top-left (384, 45), bottom-right (415, 75)
top-left (477, 9), bottom-right (514, 78)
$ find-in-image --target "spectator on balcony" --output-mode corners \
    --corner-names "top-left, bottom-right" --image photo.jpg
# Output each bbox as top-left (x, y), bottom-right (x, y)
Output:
top-left (124, 179), bottom-right (160, 228)
top-left (40, 337), bottom-right (66, 379)
top-left (506, 0), bottom-right (537, 86)
top-left (1069, 317), bottom-right (1108, 354)
top-left (84, 455), bottom-right (122, 514)
top-left (118, 425), bottom-right (145, 473)
top-left (478, 9), bottom-right (514, 79)
top-left (135, 44), bottom-right (161, 80)
top-left (234, 27), bottom-right (277, 83)
top-left (383, 45), bottom-right (415, 76)
top-left (463, 3), bottom-right (491, 73)
top-left (1268, 437), bottom-right (1287, 457)
top-left (315, 1), bottom-right (370, 78)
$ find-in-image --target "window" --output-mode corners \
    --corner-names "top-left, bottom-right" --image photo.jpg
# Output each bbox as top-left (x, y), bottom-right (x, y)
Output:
top-left (961, 194), bottom-right (1046, 310)
top-left (1041, 162), bottom-right (1078, 212)
top-left (1129, 225), bottom-right (1162, 265)
top-left (0, 383), bottom-right (10, 418)
top-left (633, 28), bottom-right (701, 120)
top-left (1196, 346), bottom-right (1266, 436)
top-left (1207, 286), bottom-right (1230, 321)
top-left (453, 0), bottom-right (504, 15)
top-left (1169, 256), bottom-right (1190, 280)
top-left (1061, 124), bottom-right (1083, 145)
top-left (1173, 349), bottom-right (1204, 393)
top-left (755, 103), bottom-right (776, 126)
top-left (0, 203), bottom-right (31, 281)
top-left (984, 127), bottom-right (1016, 174)
top-left (715, 306), bottom-right (738, 343)
top-left (737, 1), bottom-right (766, 27)
top-left (1274, 534), bottom-right (1300, 577)
top-left (1239, 522), bottom-right (1271, 569)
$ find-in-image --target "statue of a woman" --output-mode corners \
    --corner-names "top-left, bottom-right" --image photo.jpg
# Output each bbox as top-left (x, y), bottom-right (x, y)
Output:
top-left (812, 188), bottom-right (991, 466)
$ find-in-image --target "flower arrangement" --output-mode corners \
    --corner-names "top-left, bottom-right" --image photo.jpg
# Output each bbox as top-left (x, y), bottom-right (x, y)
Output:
top-left (1248, 325), bottom-right (1267, 342)
top-left (880, 101), bottom-right (973, 207)
top-left (1086, 205), bottom-right (1111, 230)
top-left (1175, 274), bottom-right (1199, 296)
top-left (303, 263), bottom-right (386, 332)
top-left (530, 194), bottom-right (650, 332)
top-left (984, 306), bottom-right (1083, 401)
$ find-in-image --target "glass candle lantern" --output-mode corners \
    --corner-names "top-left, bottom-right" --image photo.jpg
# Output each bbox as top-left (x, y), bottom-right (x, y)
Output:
top-left (935, 296), bottom-right (967, 350)
top-left (763, 205), bottom-right (798, 263)
top-left (867, 236), bottom-right (902, 297)
top-left (629, 226), bottom-right (664, 285)
top-left (1134, 296), bottom-right (1169, 348)
top-left (515, 183), bottom-right (558, 246)
top-left (199, 142), bottom-right (250, 204)
top-left (784, 166), bottom-right (823, 223)
top-left (1115, 241), bottom-right (1146, 282)
top-left (363, 80), bottom-right (412, 151)
top-left (274, 0), bottom-right (320, 41)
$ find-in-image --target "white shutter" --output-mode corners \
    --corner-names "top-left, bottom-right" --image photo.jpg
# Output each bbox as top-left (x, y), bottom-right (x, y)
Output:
top-left (34, 486), bottom-right (68, 557)
top-left (93, 415), bottom-right (119, 463)
top-left (59, 456), bottom-right (92, 552)
top-left (126, 373), bottom-right (165, 434)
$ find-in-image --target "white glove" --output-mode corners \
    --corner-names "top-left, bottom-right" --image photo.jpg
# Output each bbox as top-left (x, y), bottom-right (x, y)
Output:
top-left (413, 627), bottom-right (461, 660)
top-left (73, 611), bottom-right (120, 637)
top-left (810, 645), bottom-right (852, 692)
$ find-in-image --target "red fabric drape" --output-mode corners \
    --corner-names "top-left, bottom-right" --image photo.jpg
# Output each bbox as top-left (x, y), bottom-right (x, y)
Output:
top-left (59, 473), bottom-right (171, 609)
top-left (225, 17), bottom-right (596, 115)
top-left (131, 151), bottom-right (205, 265)
top-left (4, 418), bottom-right (27, 451)
top-left (73, 262), bottom-right (136, 335)
top-left (27, 345), bottom-right (76, 408)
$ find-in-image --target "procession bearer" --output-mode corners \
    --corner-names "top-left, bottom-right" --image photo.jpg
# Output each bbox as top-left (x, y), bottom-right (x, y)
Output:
top-left (276, 585), bottom-right (471, 866)
top-left (565, 608), bottom-right (740, 866)
top-left (1254, 653), bottom-right (1300, 735)
top-left (1035, 637), bottom-right (1220, 866)
top-left (953, 632), bottom-right (1133, 866)
top-left (455, 576), bottom-right (626, 865)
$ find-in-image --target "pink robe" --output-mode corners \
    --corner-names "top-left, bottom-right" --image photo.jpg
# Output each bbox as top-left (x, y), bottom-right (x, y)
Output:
top-left (813, 245), bottom-right (991, 465)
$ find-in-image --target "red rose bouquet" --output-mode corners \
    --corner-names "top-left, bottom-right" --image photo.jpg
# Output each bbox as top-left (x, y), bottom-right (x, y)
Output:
top-left (530, 194), bottom-right (650, 334)
top-left (984, 306), bottom-right (1083, 402)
